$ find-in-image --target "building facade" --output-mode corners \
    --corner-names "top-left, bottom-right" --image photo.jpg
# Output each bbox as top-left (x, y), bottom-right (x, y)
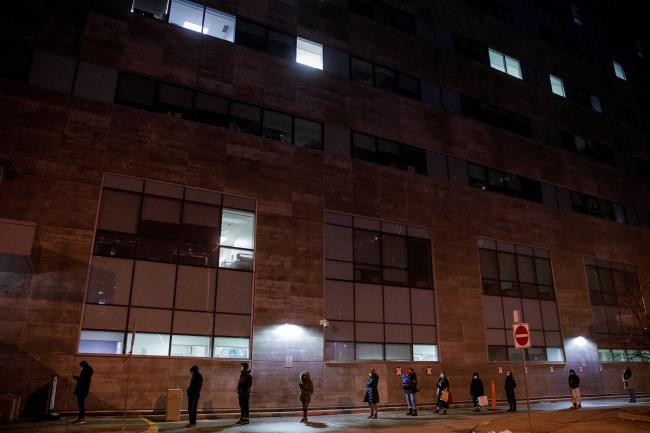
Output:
top-left (1, 0), bottom-right (649, 414)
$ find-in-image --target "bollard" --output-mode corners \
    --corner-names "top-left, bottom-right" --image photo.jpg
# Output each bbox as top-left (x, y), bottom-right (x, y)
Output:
top-left (491, 380), bottom-right (496, 410)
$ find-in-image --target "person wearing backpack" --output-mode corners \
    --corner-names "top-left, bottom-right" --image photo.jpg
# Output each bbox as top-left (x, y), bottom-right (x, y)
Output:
top-left (470, 372), bottom-right (485, 412)
top-left (568, 369), bottom-right (581, 409)
top-left (402, 368), bottom-right (418, 416)
top-left (435, 371), bottom-right (450, 415)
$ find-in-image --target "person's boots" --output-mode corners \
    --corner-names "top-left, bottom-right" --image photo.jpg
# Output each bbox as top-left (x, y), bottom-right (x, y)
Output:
top-left (412, 409), bottom-right (418, 416)
top-left (406, 408), bottom-right (413, 416)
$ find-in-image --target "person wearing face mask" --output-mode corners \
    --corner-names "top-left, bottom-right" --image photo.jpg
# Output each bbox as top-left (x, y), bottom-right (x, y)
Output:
top-left (505, 370), bottom-right (517, 412)
top-left (236, 362), bottom-right (253, 425)
top-left (470, 372), bottom-right (484, 412)
top-left (363, 368), bottom-right (379, 419)
top-left (435, 372), bottom-right (450, 415)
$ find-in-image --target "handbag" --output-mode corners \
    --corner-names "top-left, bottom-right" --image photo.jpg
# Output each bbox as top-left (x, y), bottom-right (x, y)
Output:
top-left (478, 395), bottom-right (488, 407)
top-left (440, 389), bottom-right (449, 402)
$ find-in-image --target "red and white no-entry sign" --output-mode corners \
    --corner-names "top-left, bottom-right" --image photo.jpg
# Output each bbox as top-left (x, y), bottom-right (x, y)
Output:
top-left (513, 323), bottom-right (531, 349)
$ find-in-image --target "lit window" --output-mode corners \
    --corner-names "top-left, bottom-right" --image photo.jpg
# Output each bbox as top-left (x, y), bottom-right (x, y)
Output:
top-left (296, 37), bottom-right (323, 70)
top-left (590, 94), bottom-right (602, 112)
top-left (488, 48), bottom-right (521, 79)
top-left (203, 7), bottom-right (236, 42)
top-left (127, 332), bottom-right (171, 356)
top-left (549, 75), bottom-right (565, 97)
top-left (612, 349), bottom-right (627, 362)
top-left (413, 344), bottom-right (438, 361)
top-left (598, 348), bottom-right (613, 362)
top-left (168, 0), bottom-right (204, 34)
top-left (170, 335), bottom-right (211, 357)
top-left (546, 347), bottom-right (565, 362)
top-left (79, 330), bottom-right (124, 354)
top-left (220, 209), bottom-right (255, 249)
top-left (356, 343), bottom-right (383, 360)
top-left (214, 337), bottom-right (249, 358)
top-left (131, 0), bottom-right (169, 20)
top-left (613, 61), bottom-right (627, 81)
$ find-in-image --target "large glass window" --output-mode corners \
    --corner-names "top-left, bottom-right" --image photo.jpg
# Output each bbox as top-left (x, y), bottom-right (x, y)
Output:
top-left (268, 30), bottom-right (295, 61)
top-left (468, 163), bottom-right (541, 202)
top-left (488, 48), bottom-right (522, 79)
top-left (203, 7), bottom-right (236, 42)
top-left (351, 131), bottom-right (427, 175)
top-left (236, 20), bottom-right (266, 51)
top-left (479, 239), bottom-right (563, 362)
top-left (324, 212), bottom-right (436, 361)
top-left (131, 0), bottom-right (169, 20)
top-left (351, 57), bottom-right (374, 86)
top-left (229, 102), bottom-right (262, 135)
top-left (262, 110), bottom-right (293, 143)
top-left (294, 118), bottom-right (322, 150)
top-left (296, 37), bottom-right (323, 70)
top-left (214, 337), bottom-right (250, 359)
top-left (80, 174), bottom-right (255, 358)
top-left (613, 61), bottom-right (627, 81)
top-left (585, 258), bottom-right (645, 362)
top-left (168, 0), bottom-right (204, 34)
top-left (549, 75), bottom-right (565, 97)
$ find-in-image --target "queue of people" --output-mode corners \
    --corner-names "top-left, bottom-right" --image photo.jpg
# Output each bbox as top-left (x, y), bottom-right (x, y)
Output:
top-left (70, 361), bottom-right (641, 426)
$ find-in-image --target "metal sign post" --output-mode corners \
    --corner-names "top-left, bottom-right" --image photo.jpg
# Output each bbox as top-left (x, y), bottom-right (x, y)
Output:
top-left (513, 312), bottom-right (533, 433)
top-left (122, 323), bottom-right (136, 428)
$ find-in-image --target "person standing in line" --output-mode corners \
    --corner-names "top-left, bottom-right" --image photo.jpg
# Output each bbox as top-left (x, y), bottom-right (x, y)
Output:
top-left (236, 362), bottom-right (253, 425)
top-left (363, 368), bottom-right (379, 419)
top-left (505, 370), bottom-right (517, 412)
top-left (623, 366), bottom-right (636, 403)
top-left (401, 368), bottom-right (418, 416)
top-left (435, 371), bottom-right (450, 415)
top-left (72, 361), bottom-right (93, 424)
top-left (298, 371), bottom-right (314, 423)
top-left (186, 365), bottom-right (203, 428)
top-left (470, 372), bottom-right (485, 412)
top-left (568, 369), bottom-right (581, 409)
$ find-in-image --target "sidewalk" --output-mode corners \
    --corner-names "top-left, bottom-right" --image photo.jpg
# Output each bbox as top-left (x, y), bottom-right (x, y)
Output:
top-left (0, 397), bottom-right (647, 433)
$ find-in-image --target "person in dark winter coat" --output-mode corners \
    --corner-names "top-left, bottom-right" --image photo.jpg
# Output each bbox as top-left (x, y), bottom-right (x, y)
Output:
top-left (236, 362), bottom-right (253, 425)
top-left (363, 369), bottom-right (379, 419)
top-left (435, 372), bottom-right (450, 415)
top-left (299, 371), bottom-right (314, 423)
top-left (623, 367), bottom-right (636, 403)
top-left (505, 370), bottom-right (517, 412)
top-left (72, 361), bottom-right (93, 424)
top-left (568, 369), bottom-right (581, 409)
top-left (470, 372), bottom-right (485, 412)
top-left (186, 365), bottom-right (203, 428)
top-left (402, 368), bottom-right (418, 416)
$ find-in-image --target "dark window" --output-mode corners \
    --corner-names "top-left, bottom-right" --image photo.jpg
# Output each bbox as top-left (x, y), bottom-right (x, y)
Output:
top-left (229, 102), bottom-right (262, 135)
top-left (132, 0), bottom-right (169, 20)
top-left (468, 163), bottom-right (540, 202)
top-left (189, 93), bottom-right (229, 127)
top-left (351, 57), bottom-right (374, 86)
top-left (323, 46), bottom-right (350, 77)
top-left (402, 145), bottom-right (426, 175)
top-left (136, 237), bottom-right (178, 263)
top-left (178, 242), bottom-right (219, 267)
top-left (115, 73), bottom-right (157, 110)
top-left (352, 132), bottom-right (377, 163)
top-left (407, 237), bottom-right (432, 288)
top-left (392, 7), bottom-right (415, 33)
top-left (156, 84), bottom-right (194, 119)
top-left (349, 0), bottom-right (372, 16)
top-left (374, 65), bottom-right (396, 92)
top-left (236, 20), bottom-right (266, 51)
top-left (397, 72), bottom-right (420, 99)
top-left (94, 231), bottom-right (137, 259)
top-left (488, 345), bottom-right (508, 362)
top-left (262, 110), bottom-right (293, 143)
top-left (266, 30), bottom-right (295, 60)
top-left (294, 118), bottom-right (323, 150)
top-left (376, 139), bottom-right (402, 168)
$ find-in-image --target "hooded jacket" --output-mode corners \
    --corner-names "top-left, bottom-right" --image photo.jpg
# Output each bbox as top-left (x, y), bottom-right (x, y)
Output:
top-left (73, 361), bottom-right (93, 397)
top-left (363, 372), bottom-right (379, 404)
top-left (568, 370), bottom-right (580, 389)
top-left (299, 372), bottom-right (314, 402)
top-left (187, 367), bottom-right (203, 397)
top-left (470, 373), bottom-right (484, 397)
top-left (238, 368), bottom-right (253, 396)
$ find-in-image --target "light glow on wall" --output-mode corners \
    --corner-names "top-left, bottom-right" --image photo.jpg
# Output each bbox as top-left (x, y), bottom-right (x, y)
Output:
top-left (274, 323), bottom-right (304, 340)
